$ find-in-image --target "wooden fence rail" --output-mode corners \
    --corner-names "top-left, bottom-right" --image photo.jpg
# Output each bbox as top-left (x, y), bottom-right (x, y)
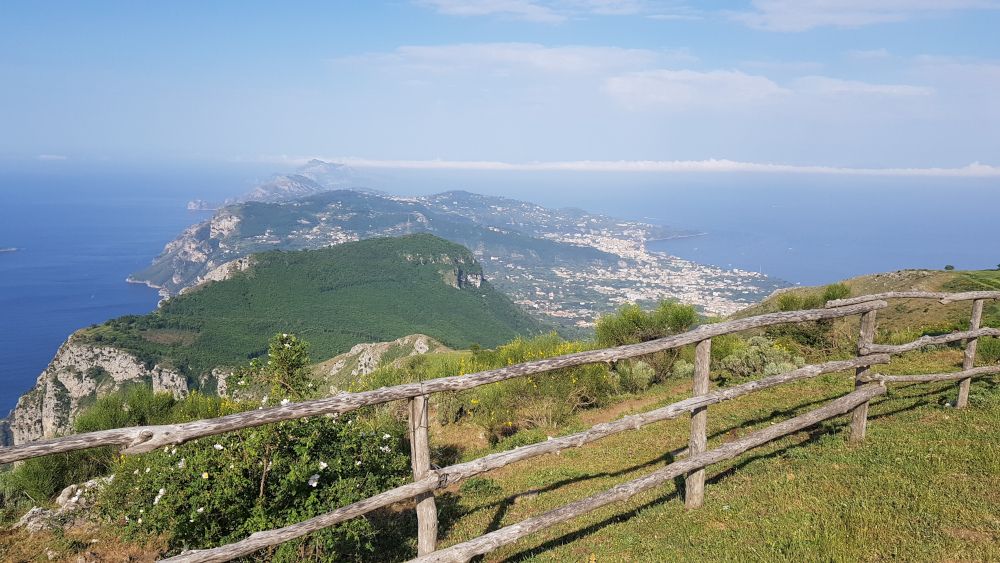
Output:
top-left (160, 355), bottom-right (890, 563)
top-left (0, 301), bottom-right (887, 465)
top-left (3, 292), bottom-right (997, 563)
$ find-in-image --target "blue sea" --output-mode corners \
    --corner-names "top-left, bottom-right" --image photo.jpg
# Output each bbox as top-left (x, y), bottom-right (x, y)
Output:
top-left (2, 164), bottom-right (997, 416)
top-left (0, 163), bottom-right (270, 416)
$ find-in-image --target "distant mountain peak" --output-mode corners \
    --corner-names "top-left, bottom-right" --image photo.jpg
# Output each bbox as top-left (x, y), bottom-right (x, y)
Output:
top-left (295, 159), bottom-right (382, 188)
top-left (224, 174), bottom-right (326, 206)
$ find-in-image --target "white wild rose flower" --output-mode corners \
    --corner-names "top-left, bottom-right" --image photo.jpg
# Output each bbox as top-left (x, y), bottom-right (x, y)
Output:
top-left (319, 461), bottom-right (328, 470)
top-left (308, 474), bottom-right (320, 487)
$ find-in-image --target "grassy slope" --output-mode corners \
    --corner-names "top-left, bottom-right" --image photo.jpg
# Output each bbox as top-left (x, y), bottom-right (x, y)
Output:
top-left (77, 234), bottom-right (545, 387)
top-left (408, 351), bottom-right (999, 562)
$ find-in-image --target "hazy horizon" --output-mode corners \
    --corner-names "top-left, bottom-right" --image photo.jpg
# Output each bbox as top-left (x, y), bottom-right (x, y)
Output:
top-left (2, 1), bottom-right (998, 174)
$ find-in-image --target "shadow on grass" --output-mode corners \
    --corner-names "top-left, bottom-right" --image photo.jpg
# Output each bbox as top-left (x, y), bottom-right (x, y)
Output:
top-left (359, 378), bottom-right (993, 562)
top-left (490, 416), bottom-right (867, 562)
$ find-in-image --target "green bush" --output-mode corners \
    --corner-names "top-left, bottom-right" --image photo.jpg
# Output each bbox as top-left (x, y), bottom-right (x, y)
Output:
top-left (595, 300), bottom-right (697, 378)
top-left (777, 292), bottom-right (803, 312)
top-left (98, 411), bottom-right (409, 560)
top-left (777, 283), bottom-right (851, 312)
top-left (351, 334), bottom-right (613, 441)
top-left (0, 385), bottom-right (178, 506)
top-left (822, 282), bottom-right (852, 303)
top-left (978, 336), bottom-right (1000, 364)
top-left (717, 336), bottom-right (805, 379)
top-left (671, 359), bottom-right (695, 379)
top-left (613, 361), bottom-right (655, 394)
top-left (96, 335), bottom-right (412, 560)
top-left (595, 300), bottom-right (697, 347)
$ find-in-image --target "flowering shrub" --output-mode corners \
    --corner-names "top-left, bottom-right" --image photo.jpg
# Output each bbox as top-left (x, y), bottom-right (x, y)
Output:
top-left (96, 335), bottom-right (411, 560)
top-left (98, 412), bottom-right (409, 559)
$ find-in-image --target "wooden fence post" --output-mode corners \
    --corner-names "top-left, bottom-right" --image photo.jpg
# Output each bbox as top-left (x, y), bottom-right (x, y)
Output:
top-left (685, 338), bottom-right (711, 509)
top-left (408, 394), bottom-right (437, 556)
top-left (957, 299), bottom-right (984, 408)
top-left (850, 310), bottom-right (878, 443)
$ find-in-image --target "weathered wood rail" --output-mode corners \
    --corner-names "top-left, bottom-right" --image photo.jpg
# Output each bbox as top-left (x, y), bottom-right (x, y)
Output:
top-left (2, 292), bottom-right (996, 563)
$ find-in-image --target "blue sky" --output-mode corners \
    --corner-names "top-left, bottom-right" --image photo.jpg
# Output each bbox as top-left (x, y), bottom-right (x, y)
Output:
top-left (2, 1), bottom-right (999, 176)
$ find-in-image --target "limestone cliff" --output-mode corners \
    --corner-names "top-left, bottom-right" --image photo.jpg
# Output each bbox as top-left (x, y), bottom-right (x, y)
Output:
top-left (3, 340), bottom-right (188, 446)
top-left (314, 334), bottom-right (450, 392)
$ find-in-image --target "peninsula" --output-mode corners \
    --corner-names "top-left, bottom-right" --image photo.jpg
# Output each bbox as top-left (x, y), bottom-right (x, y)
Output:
top-left (129, 161), bottom-right (788, 334)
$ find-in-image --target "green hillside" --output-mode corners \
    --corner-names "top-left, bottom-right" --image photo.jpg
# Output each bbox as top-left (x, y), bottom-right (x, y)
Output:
top-left (76, 234), bottom-right (544, 390)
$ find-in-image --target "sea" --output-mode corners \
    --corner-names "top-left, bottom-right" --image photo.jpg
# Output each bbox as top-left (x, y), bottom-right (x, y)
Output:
top-left (1, 163), bottom-right (997, 416)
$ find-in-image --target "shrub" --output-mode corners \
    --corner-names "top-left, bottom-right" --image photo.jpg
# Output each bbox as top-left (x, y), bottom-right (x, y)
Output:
top-left (671, 359), bottom-right (694, 379)
top-left (595, 300), bottom-right (697, 347)
top-left (717, 336), bottom-right (805, 379)
top-left (978, 336), bottom-right (1000, 364)
top-left (822, 282), bottom-right (852, 303)
top-left (614, 361), bottom-right (655, 394)
top-left (595, 300), bottom-right (697, 378)
top-left (777, 292), bottom-right (803, 312)
top-left (96, 334), bottom-right (412, 560)
top-left (98, 411), bottom-right (410, 560)
top-left (353, 335), bottom-right (613, 441)
top-left (0, 385), bottom-right (178, 506)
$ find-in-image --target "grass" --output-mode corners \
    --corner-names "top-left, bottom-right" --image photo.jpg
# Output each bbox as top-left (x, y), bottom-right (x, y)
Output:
top-left (418, 350), bottom-right (1000, 562)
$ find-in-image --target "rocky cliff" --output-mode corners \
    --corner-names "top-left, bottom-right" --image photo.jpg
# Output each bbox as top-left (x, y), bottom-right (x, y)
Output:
top-left (3, 339), bottom-right (188, 446)
top-left (314, 334), bottom-right (450, 392)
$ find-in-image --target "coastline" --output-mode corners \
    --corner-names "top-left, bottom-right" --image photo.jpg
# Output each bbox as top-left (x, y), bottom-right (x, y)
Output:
top-left (642, 232), bottom-right (706, 254)
top-left (644, 232), bottom-right (706, 244)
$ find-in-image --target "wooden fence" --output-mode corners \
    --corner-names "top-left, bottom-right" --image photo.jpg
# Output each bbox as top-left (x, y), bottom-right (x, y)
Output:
top-left (2, 291), bottom-right (999, 563)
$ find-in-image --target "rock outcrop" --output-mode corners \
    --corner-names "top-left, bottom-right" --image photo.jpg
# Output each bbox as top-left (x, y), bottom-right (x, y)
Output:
top-left (14, 476), bottom-right (112, 533)
top-left (3, 340), bottom-right (188, 446)
top-left (316, 334), bottom-right (450, 392)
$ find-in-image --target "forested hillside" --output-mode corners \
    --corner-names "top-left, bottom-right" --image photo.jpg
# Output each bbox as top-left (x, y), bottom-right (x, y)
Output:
top-left (77, 234), bottom-right (544, 391)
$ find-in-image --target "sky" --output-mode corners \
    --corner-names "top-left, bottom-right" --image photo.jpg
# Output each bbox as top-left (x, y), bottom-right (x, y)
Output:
top-left (1, 0), bottom-right (999, 176)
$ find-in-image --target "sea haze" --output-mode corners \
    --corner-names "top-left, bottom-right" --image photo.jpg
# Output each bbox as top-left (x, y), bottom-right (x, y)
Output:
top-left (2, 164), bottom-right (997, 416)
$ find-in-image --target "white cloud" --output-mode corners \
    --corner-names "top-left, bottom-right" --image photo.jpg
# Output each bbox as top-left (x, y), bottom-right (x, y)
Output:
top-left (792, 76), bottom-right (934, 97)
top-left (605, 69), bottom-right (790, 109)
top-left (846, 48), bottom-right (893, 59)
top-left (341, 43), bottom-right (661, 75)
top-left (740, 60), bottom-right (825, 72)
top-left (414, 0), bottom-right (565, 22)
top-left (567, 0), bottom-right (647, 15)
top-left (646, 14), bottom-right (701, 20)
top-left (735, 0), bottom-right (999, 32)
top-left (36, 154), bottom-right (68, 161)
top-left (414, 0), bottom-right (673, 19)
top-left (273, 156), bottom-right (1000, 177)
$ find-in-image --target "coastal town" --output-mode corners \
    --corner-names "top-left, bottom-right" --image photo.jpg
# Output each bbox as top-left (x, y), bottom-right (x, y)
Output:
top-left (411, 191), bottom-right (787, 331)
